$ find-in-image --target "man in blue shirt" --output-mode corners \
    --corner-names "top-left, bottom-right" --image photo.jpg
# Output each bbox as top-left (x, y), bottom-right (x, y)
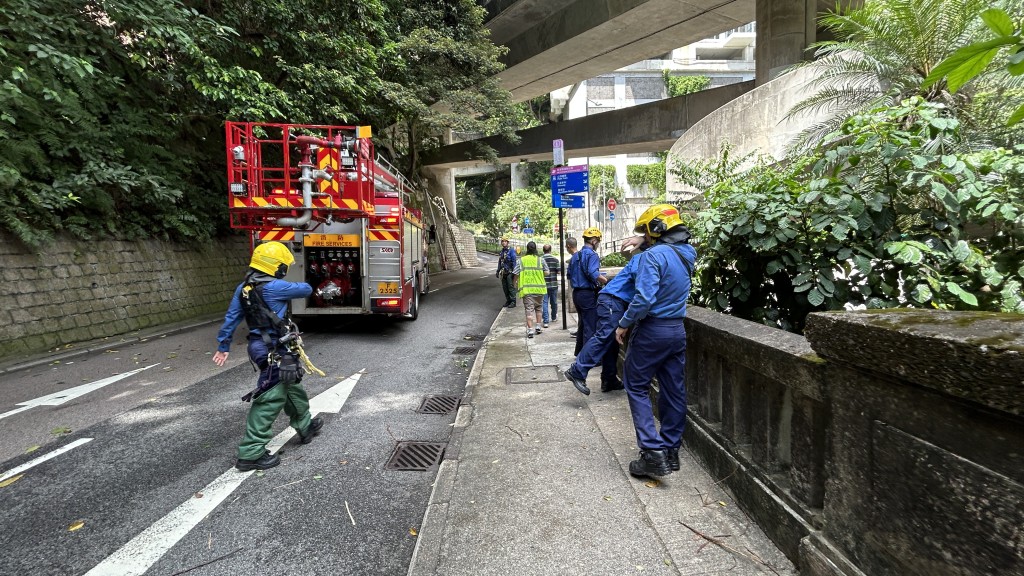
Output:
top-left (213, 241), bottom-right (324, 471)
top-left (564, 236), bottom-right (647, 395)
top-left (567, 227), bottom-right (607, 356)
top-left (496, 237), bottom-right (518, 308)
top-left (614, 205), bottom-right (696, 480)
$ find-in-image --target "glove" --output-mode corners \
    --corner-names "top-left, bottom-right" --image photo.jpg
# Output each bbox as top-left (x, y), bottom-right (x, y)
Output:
top-left (495, 270), bottom-right (500, 278)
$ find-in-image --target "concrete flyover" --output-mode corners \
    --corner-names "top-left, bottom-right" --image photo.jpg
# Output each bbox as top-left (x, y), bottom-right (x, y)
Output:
top-left (483, 0), bottom-right (756, 101)
top-left (423, 80), bottom-right (754, 168)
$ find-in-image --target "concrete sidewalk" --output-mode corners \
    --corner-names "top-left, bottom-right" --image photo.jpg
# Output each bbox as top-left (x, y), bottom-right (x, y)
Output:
top-left (409, 306), bottom-right (795, 576)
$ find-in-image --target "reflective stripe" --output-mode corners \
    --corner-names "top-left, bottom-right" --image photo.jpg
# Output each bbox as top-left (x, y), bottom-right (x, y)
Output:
top-left (518, 256), bottom-right (547, 295)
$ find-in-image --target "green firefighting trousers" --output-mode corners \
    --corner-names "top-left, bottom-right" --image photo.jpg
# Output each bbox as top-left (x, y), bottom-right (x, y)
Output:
top-left (238, 381), bottom-right (312, 461)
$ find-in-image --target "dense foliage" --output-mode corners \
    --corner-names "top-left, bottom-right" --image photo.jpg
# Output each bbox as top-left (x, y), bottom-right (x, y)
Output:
top-left (680, 99), bottom-right (1023, 332)
top-left (626, 156), bottom-right (667, 199)
top-left (663, 72), bottom-right (710, 98)
top-left (490, 187), bottom-right (557, 238)
top-left (0, 0), bottom-right (521, 247)
top-left (924, 6), bottom-right (1024, 125)
top-left (788, 0), bottom-right (1024, 148)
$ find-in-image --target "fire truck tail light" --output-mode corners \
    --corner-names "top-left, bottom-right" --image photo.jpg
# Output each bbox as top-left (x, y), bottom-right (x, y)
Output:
top-left (341, 155), bottom-right (355, 167)
top-left (230, 183), bottom-right (247, 196)
top-left (377, 299), bottom-right (400, 307)
top-left (379, 217), bottom-right (399, 224)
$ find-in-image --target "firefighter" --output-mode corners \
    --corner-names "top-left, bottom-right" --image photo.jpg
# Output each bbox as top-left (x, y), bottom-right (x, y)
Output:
top-left (568, 227), bottom-right (607, 355)
top-left (564, 237), bottom-right (650, 395)
top-left (213, 241), bottom-right (325, 471)
top-left (496, 237), bottom-right (518, 308)
top-left (614, 205), bottom-right (696, 479)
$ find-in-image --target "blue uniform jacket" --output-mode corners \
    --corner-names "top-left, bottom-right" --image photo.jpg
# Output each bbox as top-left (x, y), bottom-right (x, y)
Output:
top-left (568, 246), bottom-right (601, 289)
top-left (601, 250), bottom-right (643, 302)
top-left (216, 277), bottom-right (313, 352)
top-left (618, 242), bottom-right (696, 328)
top-left (498, 247), bottom-right (518, 274)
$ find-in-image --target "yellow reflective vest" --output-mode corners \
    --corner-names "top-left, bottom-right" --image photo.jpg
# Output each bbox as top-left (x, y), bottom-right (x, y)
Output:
top-left (517, 255), bottom-right (548, 297)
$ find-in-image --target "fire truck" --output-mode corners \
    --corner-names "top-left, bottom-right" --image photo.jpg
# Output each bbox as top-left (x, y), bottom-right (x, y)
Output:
top-left (225, 122), bottom-right (429, 320)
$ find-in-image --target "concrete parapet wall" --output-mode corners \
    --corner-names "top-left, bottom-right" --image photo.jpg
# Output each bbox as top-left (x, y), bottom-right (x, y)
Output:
top-left (0, 233), bottom-right (250, 361)
top-left (666, 307), bottom-right (1024, 576)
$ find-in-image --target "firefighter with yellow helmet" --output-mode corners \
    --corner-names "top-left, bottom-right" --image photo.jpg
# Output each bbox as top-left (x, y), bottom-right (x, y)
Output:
top-left (567, 226), bottom-right (607, 356)
top-left (613, 204), bottom-right (696, 480)
top-left (213, 241), bottom-right (325, 471)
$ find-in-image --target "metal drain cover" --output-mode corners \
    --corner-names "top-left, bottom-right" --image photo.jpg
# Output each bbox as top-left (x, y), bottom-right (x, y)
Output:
top-left (452, 346), bottom-right (477, 355)
top-left (385, 441), bottom-right (446, 471)
top-left (416, 395), bottom-right (461, 415)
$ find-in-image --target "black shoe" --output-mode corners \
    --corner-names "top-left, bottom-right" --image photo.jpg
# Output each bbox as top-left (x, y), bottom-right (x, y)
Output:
top-left (565, 365), bottom-right (590, 396)
top-left (600, 379), bottom-right (624, 393)
top-left (299, 416), bottom-right (324, 444)
top-left (667, 447), bottom-right (680, 471)
top-left (569, 330), bottom-right (577, 337)
top-left (628, 449), bottom-right (671, 479)
top-left (236, 450), bottom-right (280, 471)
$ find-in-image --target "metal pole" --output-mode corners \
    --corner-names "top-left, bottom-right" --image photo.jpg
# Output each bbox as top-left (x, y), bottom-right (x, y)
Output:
top-left (559, 207), bottom-right (567, 331)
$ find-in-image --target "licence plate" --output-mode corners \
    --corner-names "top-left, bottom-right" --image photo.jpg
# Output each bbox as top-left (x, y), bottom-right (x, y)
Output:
top-left (377, 282), bottom-right (399, 295)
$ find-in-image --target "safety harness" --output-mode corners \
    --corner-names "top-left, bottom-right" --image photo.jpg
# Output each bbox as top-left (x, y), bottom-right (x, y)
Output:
top-left (239, 273), bottom-right (325, 402)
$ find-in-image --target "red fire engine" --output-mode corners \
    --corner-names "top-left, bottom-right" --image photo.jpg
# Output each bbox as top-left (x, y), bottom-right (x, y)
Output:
top-left (225, 122), bottom-right (429, 320)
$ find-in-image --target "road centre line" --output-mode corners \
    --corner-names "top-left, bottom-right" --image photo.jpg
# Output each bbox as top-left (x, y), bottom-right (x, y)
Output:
top-left (83, 370), bottom-right (364, 576)
top-left (0, 438), bottom-right (94, 483)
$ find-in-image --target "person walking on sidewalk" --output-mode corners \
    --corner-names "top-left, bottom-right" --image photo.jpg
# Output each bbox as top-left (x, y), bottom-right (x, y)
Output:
top-left (496, 237), bottom-right (518, 308)
top-left (213, 241), bottom-right (325, 471)
top-left (568, 227), bottom-right (607, 355)
top-left (564, 236), bottom-right (649, 395)
top-left (541, 244), bottom-right (561, 328)
top-left (564, 237), bottom-right (579, 336)
top-left (614, 205), bottom-right (696, 480)
top-left (515, 241), bottom-right (549, 338)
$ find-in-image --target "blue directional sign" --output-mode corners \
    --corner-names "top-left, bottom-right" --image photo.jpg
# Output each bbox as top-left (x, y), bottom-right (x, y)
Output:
top-left (523, 227), bottom-right (535, 235)
top-left (609, 212), bottom-right (615, 221)
top-left (551, 165), bottom-right (589, 208)
top-left (553, 192), bottom-right (585, 209)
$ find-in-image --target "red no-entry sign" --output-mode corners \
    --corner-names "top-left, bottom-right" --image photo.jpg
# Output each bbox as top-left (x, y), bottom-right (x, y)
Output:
top-left (607, 198), bottom-right (616, 211)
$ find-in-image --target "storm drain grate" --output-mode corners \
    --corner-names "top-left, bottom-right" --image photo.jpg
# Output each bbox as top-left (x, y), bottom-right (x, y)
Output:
top-left (385, 441), bottom-right (446, 471)
top-left (416, 395), bottom-right (461, 415)
top-left (452, 346), bottom-right (477, 355)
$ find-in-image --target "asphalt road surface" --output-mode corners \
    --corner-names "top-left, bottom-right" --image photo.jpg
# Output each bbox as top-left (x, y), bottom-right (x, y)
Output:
top-left (0, 262), bottom-right (501, 576)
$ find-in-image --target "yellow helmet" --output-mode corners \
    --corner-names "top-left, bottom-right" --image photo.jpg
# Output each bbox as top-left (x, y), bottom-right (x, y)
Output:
top-left (582, 227), bottom-right (602, 240)
top-left (635, 204), bottom-right (683, 238)
top-left (250, 241), bottom-right (294, 278)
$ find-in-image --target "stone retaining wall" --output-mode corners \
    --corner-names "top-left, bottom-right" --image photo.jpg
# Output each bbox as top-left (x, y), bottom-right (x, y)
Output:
top-left (0, 234), bottom-right (250, 361)
top-left (643, 307), bottom-right (1024, 576)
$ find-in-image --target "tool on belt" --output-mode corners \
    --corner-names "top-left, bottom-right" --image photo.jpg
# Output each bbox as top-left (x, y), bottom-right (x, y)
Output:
top-left (239, 276), bottom-right (325, 402)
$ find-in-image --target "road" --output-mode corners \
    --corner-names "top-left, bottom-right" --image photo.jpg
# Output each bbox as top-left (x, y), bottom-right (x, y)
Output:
top-left (0, 262), bottom-right (500, 576)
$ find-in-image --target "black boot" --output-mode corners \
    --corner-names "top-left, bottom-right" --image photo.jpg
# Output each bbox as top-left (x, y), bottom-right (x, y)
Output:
top-left (667, 447), bottom-right (680, 471)
top-left (600, 378), bottom-right (624, 392)
top-left (299, 416), bottom-right (324, 445)
top-left (565, 365), bottom-right (590, 396)
top-left (236, 450), bottom-right (280, 471)
top-left (628, 449), bottom-right (671, 478)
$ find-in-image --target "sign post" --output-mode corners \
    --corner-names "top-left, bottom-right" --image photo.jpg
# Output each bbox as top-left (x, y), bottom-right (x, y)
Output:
top-left (550, 161), bottom-right (589, 331)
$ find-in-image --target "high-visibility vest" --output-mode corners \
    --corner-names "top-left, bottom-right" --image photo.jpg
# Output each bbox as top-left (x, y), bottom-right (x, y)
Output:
top-left (518, 255), bottom-right (547, 297)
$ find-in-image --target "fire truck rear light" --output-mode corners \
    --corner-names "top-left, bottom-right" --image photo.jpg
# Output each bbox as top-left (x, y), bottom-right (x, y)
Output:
top-left (378, 299), bottom-right (400, 307)
top-left (379, 217), bottom-right (398, 224)
top-left (230, 183), bottom-right (247, 196)
top-left (341, 156), bottom-right (356, 167)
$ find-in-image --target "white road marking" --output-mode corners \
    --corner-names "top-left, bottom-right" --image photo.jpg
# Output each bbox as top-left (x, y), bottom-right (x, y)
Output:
top-left (0, 438), bottom-right (94, 483)
top-left (0, 364), bottom-right (161, 421)
top-left (83, 370), bottom-right (364, 576)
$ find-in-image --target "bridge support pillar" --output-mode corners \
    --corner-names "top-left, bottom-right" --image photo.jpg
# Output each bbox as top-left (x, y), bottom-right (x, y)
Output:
top-left (755, 0), bottom-right (816, 85)
top-left (423, 166), bottom-right (457, 218)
